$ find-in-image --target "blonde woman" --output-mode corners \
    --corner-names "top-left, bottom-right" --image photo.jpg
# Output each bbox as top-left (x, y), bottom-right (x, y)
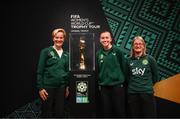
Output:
top-left (127, 36), bottom-right (160, 117)
top-left (37, 28), bottom-right (69, 117)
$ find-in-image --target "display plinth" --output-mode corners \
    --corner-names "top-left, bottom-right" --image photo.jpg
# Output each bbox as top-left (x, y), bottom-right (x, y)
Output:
top-left (68, 33), bottom-right (96, 117)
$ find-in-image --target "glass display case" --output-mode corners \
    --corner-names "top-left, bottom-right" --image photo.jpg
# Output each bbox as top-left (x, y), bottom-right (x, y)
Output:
top-left (69, 33), bottom-right (95, 71)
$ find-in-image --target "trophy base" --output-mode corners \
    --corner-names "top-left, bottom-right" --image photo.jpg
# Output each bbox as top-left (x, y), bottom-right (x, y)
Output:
top-left (68, 70), bottom-right (96, 117)
top-left (79, 63), bottom-right (86, 70)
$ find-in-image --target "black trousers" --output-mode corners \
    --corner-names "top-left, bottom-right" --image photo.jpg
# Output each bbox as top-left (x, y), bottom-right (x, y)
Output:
top-left (100, 84), bottom-right (126, 118)
top-left (40, 86), bottom-right (66, 118)
top-left (128, 93), bottom-right (157, 118)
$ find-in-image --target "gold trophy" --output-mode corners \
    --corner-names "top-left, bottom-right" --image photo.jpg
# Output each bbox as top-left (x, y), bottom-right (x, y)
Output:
top-left (79, 37), bottom-right (86, 70)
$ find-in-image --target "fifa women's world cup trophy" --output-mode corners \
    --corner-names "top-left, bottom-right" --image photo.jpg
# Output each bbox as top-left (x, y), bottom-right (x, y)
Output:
top-left (79, 37), bottom-right (86, 70)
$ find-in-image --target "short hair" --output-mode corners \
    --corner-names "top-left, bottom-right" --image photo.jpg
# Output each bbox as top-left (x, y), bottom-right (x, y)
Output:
top-left (130, 36), bottom-right (147, 57)
top-left (52, 28), bottom-right (66, 39)
top-left (99, 31), bottom-right (112, 38)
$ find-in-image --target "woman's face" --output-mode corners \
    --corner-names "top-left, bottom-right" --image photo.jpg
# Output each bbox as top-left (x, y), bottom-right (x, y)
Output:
top-left (133, 39), bottom-right (145, 54)
top-left (100, 32), bottom-right (112, 49)
top-left (53, 32), bottom-right (64, 48)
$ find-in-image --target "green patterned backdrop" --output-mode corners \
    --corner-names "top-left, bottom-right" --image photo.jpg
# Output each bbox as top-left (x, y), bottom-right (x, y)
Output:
top-left (7, 0), bottom-right (180, 118)
top-left (100, 0), bottom-right (180, 79)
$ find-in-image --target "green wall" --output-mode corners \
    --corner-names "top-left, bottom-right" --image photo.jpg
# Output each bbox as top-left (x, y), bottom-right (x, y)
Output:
top-left (100, 0), bottom-right (180, 79)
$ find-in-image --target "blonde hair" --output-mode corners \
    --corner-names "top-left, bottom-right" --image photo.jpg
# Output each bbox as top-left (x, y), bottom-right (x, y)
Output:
top-left (52, 28), bottom-right (66, 39)
top-left (130, 36), bottom-right (147, 57)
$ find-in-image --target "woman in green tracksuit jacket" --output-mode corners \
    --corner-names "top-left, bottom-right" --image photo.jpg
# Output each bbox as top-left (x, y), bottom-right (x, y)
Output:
top-left (37, 28), bottom-right (69, 118)
top-left (127, 36), bottom-right (160, 117)
top-left (96, 31), bottom-right (126, 117)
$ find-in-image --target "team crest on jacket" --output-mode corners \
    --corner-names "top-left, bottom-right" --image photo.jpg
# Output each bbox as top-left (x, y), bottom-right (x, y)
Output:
top-left (100, 54), bottom-right (104, 59)
top-left (112, 52), bottom-right (116, 56)
top-left (99, 54), bottom-right (104, 63)
top-left (49, 51), bottom-right (57, 59)
top-left (142, 59), bottom-right (148, 65)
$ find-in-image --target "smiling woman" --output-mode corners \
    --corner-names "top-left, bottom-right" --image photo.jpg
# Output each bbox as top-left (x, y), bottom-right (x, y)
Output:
top-left (37, 28), bottom-right (69, 118)
top-left (126, 36), bottom-right (160, 118)
top-left (96, 31), bottom-right (126, 118)
top-left (130, 36), bottom-right (147, 57)
top-left (52, 28), bottom-right (66, 50)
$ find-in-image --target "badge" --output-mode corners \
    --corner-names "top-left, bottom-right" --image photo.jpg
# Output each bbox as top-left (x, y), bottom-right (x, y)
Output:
top-left (100, 54), bottom-right (103, 59)
top-left (76, 81), bottom-right (89, 103)
top-left (142, 59), bottom-right (148, 65)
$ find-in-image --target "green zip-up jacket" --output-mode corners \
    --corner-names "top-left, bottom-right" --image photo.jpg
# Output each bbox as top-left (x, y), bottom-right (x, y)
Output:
top-left (96, 45), bottom-right (126, 86)
top-left (37, 46), bottom-right (69, 90)
top-left (127, 55), bottom-right (160, 93)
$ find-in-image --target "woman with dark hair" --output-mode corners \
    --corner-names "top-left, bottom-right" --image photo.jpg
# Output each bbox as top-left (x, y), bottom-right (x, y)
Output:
top-left (96, 31), bottom-right (126, 117)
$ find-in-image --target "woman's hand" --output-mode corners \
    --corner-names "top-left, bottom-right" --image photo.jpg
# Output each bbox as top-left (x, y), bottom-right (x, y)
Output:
top-left (65, 87), bottom-right (69, 98)
top-left (39, 89), bottom-right (48, 101)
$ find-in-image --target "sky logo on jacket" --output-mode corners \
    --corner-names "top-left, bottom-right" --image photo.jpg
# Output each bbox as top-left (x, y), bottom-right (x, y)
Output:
top-left (132, 68), bottom-right (146, 76)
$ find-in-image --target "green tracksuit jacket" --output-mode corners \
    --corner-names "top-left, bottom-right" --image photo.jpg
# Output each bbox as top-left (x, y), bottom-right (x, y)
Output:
top-left (127, 55), bottom-right (160, 93)
top-left (37, 46), bottom-right (69, 90)
top-left (96, 45), bottom-right (126, 86)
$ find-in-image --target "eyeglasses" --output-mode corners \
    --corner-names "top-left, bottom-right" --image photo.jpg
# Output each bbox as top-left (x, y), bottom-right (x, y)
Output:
top-left (134, 43), bottom-right (143, 46)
